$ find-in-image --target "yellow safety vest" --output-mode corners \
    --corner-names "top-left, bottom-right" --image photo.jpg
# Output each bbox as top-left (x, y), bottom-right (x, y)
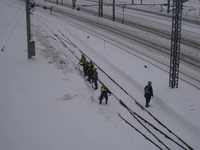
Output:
top-left (101, 87), bottom-right (107, 92)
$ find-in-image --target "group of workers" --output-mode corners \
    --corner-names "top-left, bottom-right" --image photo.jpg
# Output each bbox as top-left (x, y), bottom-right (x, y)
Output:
top-left (78, 54), bottom-right (153, 107)
top-left (79, 54), bottom-right (111, 104)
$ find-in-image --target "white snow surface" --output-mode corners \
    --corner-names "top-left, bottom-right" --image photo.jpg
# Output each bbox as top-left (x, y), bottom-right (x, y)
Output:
top-left (0, 0), bottom-right (200, 150)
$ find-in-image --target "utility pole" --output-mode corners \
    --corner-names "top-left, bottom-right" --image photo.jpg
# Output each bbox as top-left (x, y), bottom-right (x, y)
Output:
top-left (26, 0), bottom-right (31, 59)
top-left (169, 0), bottom-right (188, 88)
top-left (122, 5), bottom-right (125, 24)
top-left (72, 0), bottom-right (76, 9)
top-left (99, 0), bottom-right (103, 17)
top-left (113, 0), bottom-right (115, 21)
top-left (199, 0), bottom-right (200, 16)
top-left (167, 0), bottom-right (170, 13)
top-left (25, 0), bottom-right (35, 59)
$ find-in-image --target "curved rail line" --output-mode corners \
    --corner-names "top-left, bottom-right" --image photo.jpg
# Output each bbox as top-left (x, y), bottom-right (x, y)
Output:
top-left (81, 0), bottom-right (200, 26)
top-left (68, 0), bottom-right (200, 50)
top-left (36, 4), bottom-right (200, 89)
top-left (51, 6), bottom-right (200, 68)
top-left (33, 14), bottom-right (194, 150)
top-left (46, 0), bottom-right (200, 44)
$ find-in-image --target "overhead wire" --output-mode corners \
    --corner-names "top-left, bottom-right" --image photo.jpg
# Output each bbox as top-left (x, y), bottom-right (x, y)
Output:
top-left (1, 2), bottom-right (25, 51)
top-left (2, 8), bottom-right (25, 52)
top-left (33, 8), bottom-right (194, 150)
top-left (0, 2), bottom-right (24, 39)
top-left (55, 32), bottom-right (191, 149)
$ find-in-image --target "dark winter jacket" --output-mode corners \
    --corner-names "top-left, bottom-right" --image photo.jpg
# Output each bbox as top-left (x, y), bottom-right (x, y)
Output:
top-left (92, 71), bottom-right (98, 80)
top-left (144, 85), bottom-right (153, 97)
top-left (80, 55), bottom-right (86, 63)
top-left (101, 86), bottom-right (111, 96)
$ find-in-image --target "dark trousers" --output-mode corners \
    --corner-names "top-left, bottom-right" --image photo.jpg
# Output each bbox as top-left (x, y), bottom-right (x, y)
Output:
top-left (99, 94), bottom-right (108, 104)
top-left (145, 95), bottom-right (151, 107)
top-left (93, 79), bottom-right (98, 89)
top-left (83, 68), bottom-right (88, 76)
top-left (87, 70), bottom-right (93, 81)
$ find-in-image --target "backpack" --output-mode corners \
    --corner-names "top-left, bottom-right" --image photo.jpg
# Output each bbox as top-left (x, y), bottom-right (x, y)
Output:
top-left (145, 85), bottom-right (151, 94)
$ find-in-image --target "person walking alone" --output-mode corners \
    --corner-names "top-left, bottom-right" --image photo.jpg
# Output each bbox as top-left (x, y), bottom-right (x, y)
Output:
top-left (144, 81), bottom-right (153, 107)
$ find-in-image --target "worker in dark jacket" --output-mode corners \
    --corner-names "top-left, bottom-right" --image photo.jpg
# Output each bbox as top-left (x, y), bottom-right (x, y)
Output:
top-left (80, 54), bottom-right (86, 63)
top-left (92, 67), bottom-right (98, 90)
top-left (80, 61), bottom-right (88, 76)
top-left (144, 81), bottom-right (153, 107)
top-left (99, 85), bottom-right (111, 104)
top-left (87, 61), bottom-right (94, 82)
top-left (76, 54), bottom-right (86, 70)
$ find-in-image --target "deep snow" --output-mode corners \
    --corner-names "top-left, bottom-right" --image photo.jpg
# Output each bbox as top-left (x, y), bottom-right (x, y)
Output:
top-left (0, 0), bottom-right (200, 150)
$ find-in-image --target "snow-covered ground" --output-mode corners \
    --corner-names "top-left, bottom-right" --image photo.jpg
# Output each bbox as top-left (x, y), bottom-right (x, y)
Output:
top-left (0, 0), bottom-right (200, 150)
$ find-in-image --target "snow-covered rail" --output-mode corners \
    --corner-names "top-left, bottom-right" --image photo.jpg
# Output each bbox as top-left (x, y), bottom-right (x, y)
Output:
top-left (35, 2), bottom-right (200, 89)
top-left (46, 0), bottom-right (200, 59)
top-left (33, 13), bottom-right (194, 149)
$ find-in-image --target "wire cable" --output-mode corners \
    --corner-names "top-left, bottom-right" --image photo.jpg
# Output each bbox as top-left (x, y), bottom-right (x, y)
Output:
top-left (0, 2), bottom-right (24, 39)
top-left (2, 8), bottom-right (25, 51)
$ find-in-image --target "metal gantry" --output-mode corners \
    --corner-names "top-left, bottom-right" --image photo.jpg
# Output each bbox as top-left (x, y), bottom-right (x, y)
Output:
top-left (169, 0), bottom-right (188, 88)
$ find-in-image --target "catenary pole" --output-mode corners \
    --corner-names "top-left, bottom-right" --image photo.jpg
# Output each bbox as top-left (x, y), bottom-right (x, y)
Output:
top-left (25, 0), bottom-right (31, 59)
top-left (169, 0), bottom-right (188, 88)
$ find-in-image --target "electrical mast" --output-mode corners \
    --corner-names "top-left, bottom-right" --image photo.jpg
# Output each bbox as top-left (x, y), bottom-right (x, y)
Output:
top-left (25, 0), bottom-right (35, 59)
top-left (99, 0), bottom-right (103, 17)
top-left (169, 0), bottom-right (188, 88)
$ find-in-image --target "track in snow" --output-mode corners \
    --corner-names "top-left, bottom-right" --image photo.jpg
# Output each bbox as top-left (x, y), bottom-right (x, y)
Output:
top-left (33, 13), bottom-right (195, 150)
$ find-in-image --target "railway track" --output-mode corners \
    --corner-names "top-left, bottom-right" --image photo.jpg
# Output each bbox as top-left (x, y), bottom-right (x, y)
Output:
top-left (45, 0), bottom-right (200, 69)
top-left (35, 2), bottom-right (200, 89)
top-left (33, 13), bottom-right (195, 149)
top-left (75, 0), bottom-right (200, 49)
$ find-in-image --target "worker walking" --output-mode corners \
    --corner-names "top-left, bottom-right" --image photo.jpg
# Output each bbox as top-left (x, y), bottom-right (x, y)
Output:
top-left (144, 81), bottom-right (153, 107)
top-left (99, 85), bottom-right (111, 104)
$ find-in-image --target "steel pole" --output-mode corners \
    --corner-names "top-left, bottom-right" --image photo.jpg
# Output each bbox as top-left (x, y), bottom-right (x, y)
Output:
top-left (26, 0), bottom-right (31, 59)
